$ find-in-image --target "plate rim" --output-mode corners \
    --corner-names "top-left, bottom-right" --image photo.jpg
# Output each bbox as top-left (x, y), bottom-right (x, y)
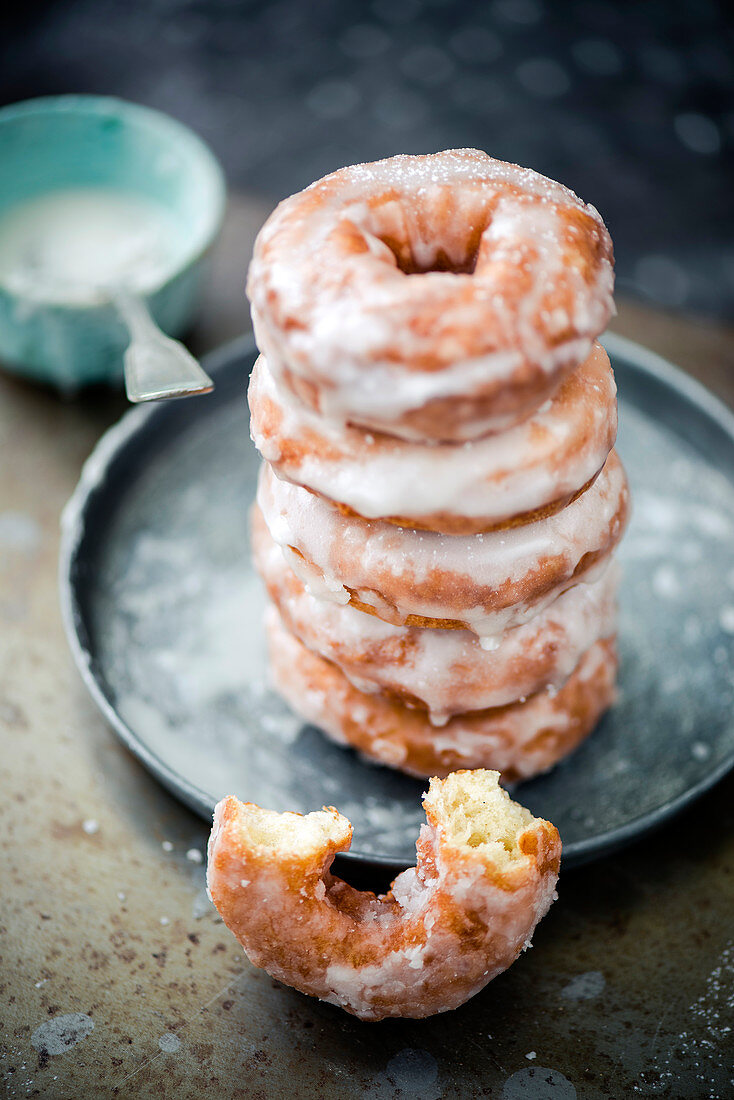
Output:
top-left (58, 337), bottom-right (258, 828)
top-left (59, 331), bottom-right (734, 871)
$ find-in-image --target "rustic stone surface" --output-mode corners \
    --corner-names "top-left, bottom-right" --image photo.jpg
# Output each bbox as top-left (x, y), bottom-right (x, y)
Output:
top-left (1, 198), bottom-right (732, 1099)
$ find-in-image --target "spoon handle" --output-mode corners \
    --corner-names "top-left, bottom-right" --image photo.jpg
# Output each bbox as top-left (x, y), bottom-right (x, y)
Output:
top-left (115, 287), bottom-right (161, 342)
top-left (115, 288), bottom-right (215, 403)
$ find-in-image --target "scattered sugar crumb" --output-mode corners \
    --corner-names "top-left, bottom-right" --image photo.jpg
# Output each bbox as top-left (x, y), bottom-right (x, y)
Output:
top-left (117, 891), bottom-right (126, 902)
top-left (159, 916), bottom-right (170, 926)
top-left (82, 819), bottom-right (99, 835)
top-left (691, 741), bottom-right (711, 761)
top-left (719, 607), bottom-right (734, 634)
top-left (158, 1033), bottom-right (181, 1054)
top-left (560, 971), bottom-right (606, 1001)
top-left (526, 1051), bottom-right (537, 1060)
top-left (31, 1014), bottom-right (94, 1056)
top-left (161, 840), bottom-right (174, 852)
top-left (503, 1066), bottom-right (576, 1099)
top-left (652, 564), bottom-right (680, 599)
top-left (186, 848), bottom-right (203, 864)
top-left (192, 888), bottom-right (214, 919)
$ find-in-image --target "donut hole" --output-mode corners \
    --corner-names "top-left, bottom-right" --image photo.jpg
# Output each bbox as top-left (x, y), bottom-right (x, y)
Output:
top-left (356, 193), bottom-right (489, 276)
top-left (427, 770), bottom-right (535, 864)
top-left (383, 237), bottom-right (480, 276)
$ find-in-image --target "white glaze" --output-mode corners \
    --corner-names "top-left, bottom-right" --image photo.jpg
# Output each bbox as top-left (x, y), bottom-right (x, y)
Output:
top-left (255, 516), bottom-right (618, 720)
top-left (249, 344), bottom-right (616, 526)
top-left (248, 150), bottom-right (614, 440)
top-left (0, 188), bottom-right (183, 304)
top-left (256, 453), bottom-right (627, 637)
top-left (253, 309), bottom-right (594, 441)
top-left (268, 605), bottom-right (615, 782)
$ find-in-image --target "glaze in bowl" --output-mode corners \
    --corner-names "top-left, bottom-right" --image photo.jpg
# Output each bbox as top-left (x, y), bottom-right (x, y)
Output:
top-left (0, 95), bottom-right (225, 388)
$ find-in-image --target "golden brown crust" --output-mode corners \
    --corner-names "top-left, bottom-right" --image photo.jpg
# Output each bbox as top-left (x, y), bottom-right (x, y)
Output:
top-left (249, 344), bottom-right (615, 534)
top-left (329, 475), bottom-right (597, 535)
top-left (261, 451), bottom-right (629, 632)
top-left (341, 545), bottom-right (611, 631)
top-left (252, 504), bottom-right (618, 718)
top-left (266, 605), bottom-right (618, 782)
top-left (274, 357), bottom-right (579, 445)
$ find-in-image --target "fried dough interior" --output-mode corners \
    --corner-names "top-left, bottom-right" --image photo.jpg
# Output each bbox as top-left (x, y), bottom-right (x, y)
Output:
top-left (236, 770), bottom-right (536, 873)
top-left (426, 769), bottom-right (535, 865)
top-left (236, 806), bottom-right (350, 856)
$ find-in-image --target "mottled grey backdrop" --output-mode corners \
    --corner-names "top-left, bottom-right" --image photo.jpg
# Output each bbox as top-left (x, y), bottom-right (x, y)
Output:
top-left (4, 0), bottom-right (733, 316)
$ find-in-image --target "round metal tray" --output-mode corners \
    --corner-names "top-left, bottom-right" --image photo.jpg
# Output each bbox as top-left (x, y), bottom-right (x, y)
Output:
top-left (60, 333), bottom-right (734, 872)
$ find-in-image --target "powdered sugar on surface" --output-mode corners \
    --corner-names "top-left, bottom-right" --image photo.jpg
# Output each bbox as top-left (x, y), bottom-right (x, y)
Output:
top-left (636, 940), bottom-right (734, 1096)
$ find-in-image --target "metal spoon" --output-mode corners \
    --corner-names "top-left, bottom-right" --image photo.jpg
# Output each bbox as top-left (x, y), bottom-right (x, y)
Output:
top-left (115, 288), bottom-right (214, 403)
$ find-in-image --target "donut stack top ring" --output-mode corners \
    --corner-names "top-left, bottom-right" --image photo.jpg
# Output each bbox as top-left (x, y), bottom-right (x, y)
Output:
top-left (248, 149), bottom-right (615, 443)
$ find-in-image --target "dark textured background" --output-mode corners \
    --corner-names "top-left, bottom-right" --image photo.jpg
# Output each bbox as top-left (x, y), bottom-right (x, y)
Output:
top-left (3, 0), bottom-right (733, 318)
top-left (2, 10), bottom-right (734, 1093)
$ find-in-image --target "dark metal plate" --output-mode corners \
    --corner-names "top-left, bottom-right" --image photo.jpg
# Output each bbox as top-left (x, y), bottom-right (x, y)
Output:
top-left (60, 333), bottom-right (734, 871)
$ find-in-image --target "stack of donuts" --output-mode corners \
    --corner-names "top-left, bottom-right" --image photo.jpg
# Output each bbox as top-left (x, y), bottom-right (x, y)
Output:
top-left (247, 149), bottom-right (629, 783)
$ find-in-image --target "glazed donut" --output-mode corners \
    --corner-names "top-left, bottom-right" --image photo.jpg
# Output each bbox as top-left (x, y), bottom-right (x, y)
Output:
top-left (266, 606), bottom-right (617, 781)
top-left (247, 150), bottom-right (614, 442)
top-left (207, 769), bottom-right (561, 1020)
top-left (248, 341), bottom-right (617, 534)
top-left (253, 504), bottom-right (618, 722)
top-left (257, 451), bottom-right (629, 639)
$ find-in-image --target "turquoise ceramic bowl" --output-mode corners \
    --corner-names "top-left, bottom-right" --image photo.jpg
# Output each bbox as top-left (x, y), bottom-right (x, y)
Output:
top-left (0, 96), bottom-right (226, 388)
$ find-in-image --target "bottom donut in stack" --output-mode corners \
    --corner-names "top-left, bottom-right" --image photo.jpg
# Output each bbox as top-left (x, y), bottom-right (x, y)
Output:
top-left (265, 607), bottom-right (617, 782)
top-left (252, 504), bottom-right (622, 782)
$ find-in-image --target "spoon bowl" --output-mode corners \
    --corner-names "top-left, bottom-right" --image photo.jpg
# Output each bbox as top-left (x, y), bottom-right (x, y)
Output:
top-left (115, 289), bottom-right (214, 403)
